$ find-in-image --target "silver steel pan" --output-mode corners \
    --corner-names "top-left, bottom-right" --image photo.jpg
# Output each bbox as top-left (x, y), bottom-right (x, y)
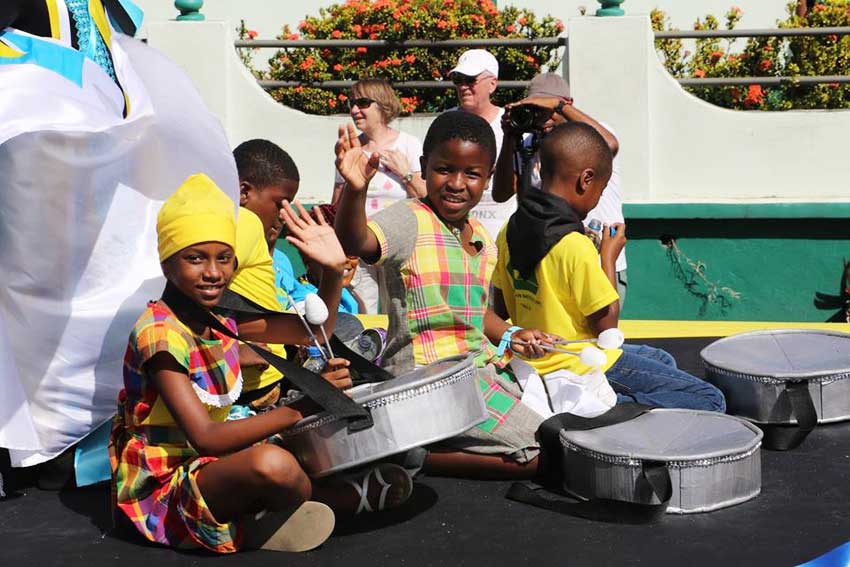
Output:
top-left (276, 354), bottom-right (486, 477)
top-left (560, 409), bottom-right (763, 514)
top-left (701, 330), bottom-right (850, 425)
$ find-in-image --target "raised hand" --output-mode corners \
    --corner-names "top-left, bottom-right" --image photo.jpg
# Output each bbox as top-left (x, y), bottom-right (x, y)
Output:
top-left (335, 123), bottom-right (380, 192)
top-left (378, 148), bottom-right (409, 178)
top-left (600, 222), bottom-right (627, 264)
top-left (280, 201), bottom-right (346, 275)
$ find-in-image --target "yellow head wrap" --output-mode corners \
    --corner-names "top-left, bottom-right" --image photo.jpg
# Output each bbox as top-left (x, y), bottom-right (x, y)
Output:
top-left (156, 173), bottom-right (237, 262)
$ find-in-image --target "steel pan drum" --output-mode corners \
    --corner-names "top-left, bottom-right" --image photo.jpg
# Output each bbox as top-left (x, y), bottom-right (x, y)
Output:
top-left (701, 330), bottom-right (850, 425)
top-left (277, 354), bottom-right (486, 477)
top-left (560, 409), bottom-right (762, 514)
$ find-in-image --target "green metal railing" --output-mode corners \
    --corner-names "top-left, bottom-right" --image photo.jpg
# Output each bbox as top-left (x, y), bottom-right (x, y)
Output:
top-left (235, 28), bottom-right (850, 90)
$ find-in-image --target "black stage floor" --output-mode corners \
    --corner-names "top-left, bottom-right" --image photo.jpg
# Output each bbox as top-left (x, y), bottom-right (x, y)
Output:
top-left (2, 337), bottom-right (849, 567)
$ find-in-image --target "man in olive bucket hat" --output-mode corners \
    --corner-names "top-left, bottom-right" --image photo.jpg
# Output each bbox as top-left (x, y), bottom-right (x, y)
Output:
top-left (491, 73), bottom-right (628, 305)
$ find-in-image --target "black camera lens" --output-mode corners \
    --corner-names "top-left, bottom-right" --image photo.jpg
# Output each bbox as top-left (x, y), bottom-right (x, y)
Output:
top-left (506, 105), bottom-right (542, 133)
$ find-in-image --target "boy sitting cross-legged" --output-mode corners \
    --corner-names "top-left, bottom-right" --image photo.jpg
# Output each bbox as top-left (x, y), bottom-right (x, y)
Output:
top-left (492, 122), bottom-right (725, 412)
top-left (335, 111), bottom-right (555, 479)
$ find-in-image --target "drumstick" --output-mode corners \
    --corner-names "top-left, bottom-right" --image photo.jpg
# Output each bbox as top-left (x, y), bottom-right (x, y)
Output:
top-left (283, 292), bottom-right (328, 362)
top-left (511, 340), bottom-right (580, 355)
top-left (511, 340), bottom-right (608, 367)
top-left (554, 329), bottom-right (625, 350)
top-left (304, 293), bottom-right (337, 360)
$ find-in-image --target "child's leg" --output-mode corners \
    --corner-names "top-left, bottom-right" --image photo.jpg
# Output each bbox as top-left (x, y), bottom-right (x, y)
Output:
top-left (606, 351), bottom-right (726, 412)
top-left (621, 343), bottom-right (678, 369)
top-left (423, 450), bottom-right (538, 480)
top-left (423, 364), bottom-right (544, 480)
top-left (195, 444), bottom-right (311, 522)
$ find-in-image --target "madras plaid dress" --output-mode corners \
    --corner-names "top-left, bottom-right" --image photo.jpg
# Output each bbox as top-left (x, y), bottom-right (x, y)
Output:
top-left (109, 301), bottom-right (243, 553)
top-left (368, 199), bottom-right (526, 436)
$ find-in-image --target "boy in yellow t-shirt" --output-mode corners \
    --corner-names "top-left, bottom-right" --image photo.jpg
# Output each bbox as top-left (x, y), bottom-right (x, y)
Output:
top-left (492, 122), bottom-right (725, 411)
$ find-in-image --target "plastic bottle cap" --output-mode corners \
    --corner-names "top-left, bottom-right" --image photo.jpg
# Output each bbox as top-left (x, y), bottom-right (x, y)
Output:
top-left (306, 345), bottom-right (323, 358)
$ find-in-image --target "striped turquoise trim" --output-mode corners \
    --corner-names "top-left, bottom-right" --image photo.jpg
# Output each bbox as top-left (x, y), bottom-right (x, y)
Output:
top-left (624, 202), bottom-right (850, 220)
top-left (0, 31), bottom-right (85, 87)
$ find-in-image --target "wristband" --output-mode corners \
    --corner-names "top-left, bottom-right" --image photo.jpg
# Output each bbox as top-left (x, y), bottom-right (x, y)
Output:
top-left (496, 325), bottom-right (522, 357)
top-left (554, 98), bottom-right (574, 118)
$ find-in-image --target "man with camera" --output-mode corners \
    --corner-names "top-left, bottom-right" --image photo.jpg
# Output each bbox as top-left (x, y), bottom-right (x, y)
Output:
top-left (492, 73), bottom-right (628, 303)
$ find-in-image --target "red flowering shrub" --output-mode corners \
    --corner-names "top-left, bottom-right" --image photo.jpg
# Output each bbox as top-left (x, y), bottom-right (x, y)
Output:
top-left (238, 0), bottom-right (564, 115)
top-left (652, 1), bottom-right (850, 110)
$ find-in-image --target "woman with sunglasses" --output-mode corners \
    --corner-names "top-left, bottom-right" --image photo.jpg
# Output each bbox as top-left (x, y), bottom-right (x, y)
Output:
top-left (331, 78), bottom-right (425, 313)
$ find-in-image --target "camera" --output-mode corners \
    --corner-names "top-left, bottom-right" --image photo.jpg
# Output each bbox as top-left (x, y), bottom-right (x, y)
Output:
top-left (505, 104), bottom-right (548, 133)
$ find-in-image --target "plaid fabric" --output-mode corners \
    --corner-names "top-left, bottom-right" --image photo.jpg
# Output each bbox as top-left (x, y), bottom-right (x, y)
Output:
top-left (372, 200), bottom-right (501, 367)
top-left (109, 301), bottom-right (242, 553)
top-left (477, 367), bottom-right (523, 433)
top-left (369, 200), bottom-right (522, 430)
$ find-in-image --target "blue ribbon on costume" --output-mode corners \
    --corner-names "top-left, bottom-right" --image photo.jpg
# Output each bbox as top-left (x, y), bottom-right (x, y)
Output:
top-left (74, 419), bottom-right (113, 487)
top-left (0, 31), bottom-right (85, 86)
top-left (797, 541), bottom-right (850, 567)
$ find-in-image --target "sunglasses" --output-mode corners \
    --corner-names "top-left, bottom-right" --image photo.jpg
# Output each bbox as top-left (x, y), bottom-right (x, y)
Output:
top-left (347, 97), bottom-right (375, 110)
top-left (451, 73), bottom-right (482, 87)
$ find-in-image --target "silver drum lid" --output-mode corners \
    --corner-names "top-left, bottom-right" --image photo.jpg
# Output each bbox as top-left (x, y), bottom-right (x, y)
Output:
top-left (701, 330), bottom-right (850, 380)
top-left (348, 354), bottom-right (474, 405)
top-left (561, 409), bottom-right (762, 462)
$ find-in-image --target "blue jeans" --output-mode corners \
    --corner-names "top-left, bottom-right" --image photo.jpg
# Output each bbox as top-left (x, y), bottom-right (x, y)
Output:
top-left (607, 344), bottom-right (726, 412)
top-left (621, 343), bottom-right (677, 368)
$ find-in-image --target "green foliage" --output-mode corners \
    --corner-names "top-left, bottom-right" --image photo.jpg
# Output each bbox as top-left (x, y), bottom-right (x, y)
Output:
top-left (652, 1), bottom-right (850, 110)
top-left (238, 0), bottom-right (564, 115)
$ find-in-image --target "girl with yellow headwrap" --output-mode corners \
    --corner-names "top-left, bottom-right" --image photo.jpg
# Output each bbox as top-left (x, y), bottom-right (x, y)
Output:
top-left (109, 174), bottom-right (409, 554)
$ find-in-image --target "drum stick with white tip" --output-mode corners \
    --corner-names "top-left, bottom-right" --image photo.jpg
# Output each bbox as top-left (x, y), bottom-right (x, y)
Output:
top-left (283, 292), bottom-right (328, 361)
top-left (304, 293), bottom-right (336, 359)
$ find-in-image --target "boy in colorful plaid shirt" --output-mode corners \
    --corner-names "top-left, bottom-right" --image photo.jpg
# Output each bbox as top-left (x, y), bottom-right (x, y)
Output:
top-left (336, 111), bottom-right (553, 479)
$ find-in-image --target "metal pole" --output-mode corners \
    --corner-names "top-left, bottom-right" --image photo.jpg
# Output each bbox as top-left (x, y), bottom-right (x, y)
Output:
top-left (258, 80), bottom-right (532, 89)
top-left (655, 27), bottom-right (850, 39)
top-left (679, 75), bottom-right (850, 87)
top-left (235, 37), bottom-right (567, 49)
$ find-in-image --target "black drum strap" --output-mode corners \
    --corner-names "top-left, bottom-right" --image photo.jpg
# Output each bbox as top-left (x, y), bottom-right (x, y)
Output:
top-left (506, 403), bottom-right (673, 524)
top-left (162, 285), bottom-right (374, 433)
top-left (328, 335), bottom-right (394, 385)
top-left (761, 381), bottom-right (818, 451)
top-left (215, 288), bottom-right (394, 385)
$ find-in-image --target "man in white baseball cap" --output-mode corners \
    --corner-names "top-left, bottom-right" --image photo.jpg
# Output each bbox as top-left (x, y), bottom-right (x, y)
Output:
top-left (447, 49), bottom-right (509, 241)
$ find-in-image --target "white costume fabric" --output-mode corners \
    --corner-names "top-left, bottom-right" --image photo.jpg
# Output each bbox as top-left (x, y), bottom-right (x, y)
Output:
top-left (0, 28), bottom-right (238, 466)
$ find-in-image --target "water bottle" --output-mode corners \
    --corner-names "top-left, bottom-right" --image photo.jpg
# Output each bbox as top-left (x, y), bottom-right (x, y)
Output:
top-left (302, 346), bottom-right (326, 374)
top-left (587, 218), bottom-right (604, 251)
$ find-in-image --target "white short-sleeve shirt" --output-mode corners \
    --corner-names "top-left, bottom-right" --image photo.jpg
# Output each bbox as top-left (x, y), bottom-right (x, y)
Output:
top-left (335, 130), bottom-right (423, 215)
top-left (466, 107), bottom-right (519, 241)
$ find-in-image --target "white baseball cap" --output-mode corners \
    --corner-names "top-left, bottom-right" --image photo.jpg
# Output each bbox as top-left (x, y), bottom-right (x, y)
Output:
top-left (449, 49), bottom-right (499, 79)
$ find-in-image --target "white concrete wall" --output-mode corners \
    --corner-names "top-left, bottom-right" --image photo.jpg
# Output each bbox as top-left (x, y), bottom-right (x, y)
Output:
top-left (146, 20), bottom-right (435, 202)
top-left (569, 16), bottom-right (850, 202)
top-left (146, 16), bottom-right (850, 204)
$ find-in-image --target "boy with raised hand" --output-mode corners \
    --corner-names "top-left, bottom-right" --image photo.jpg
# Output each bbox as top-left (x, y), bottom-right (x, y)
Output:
top-left (335, 111), bottom-right (555, 479)
top-left (230, 140), bottom-right (348, 410)
top-left (492, 122), bottom-right (725, 412)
